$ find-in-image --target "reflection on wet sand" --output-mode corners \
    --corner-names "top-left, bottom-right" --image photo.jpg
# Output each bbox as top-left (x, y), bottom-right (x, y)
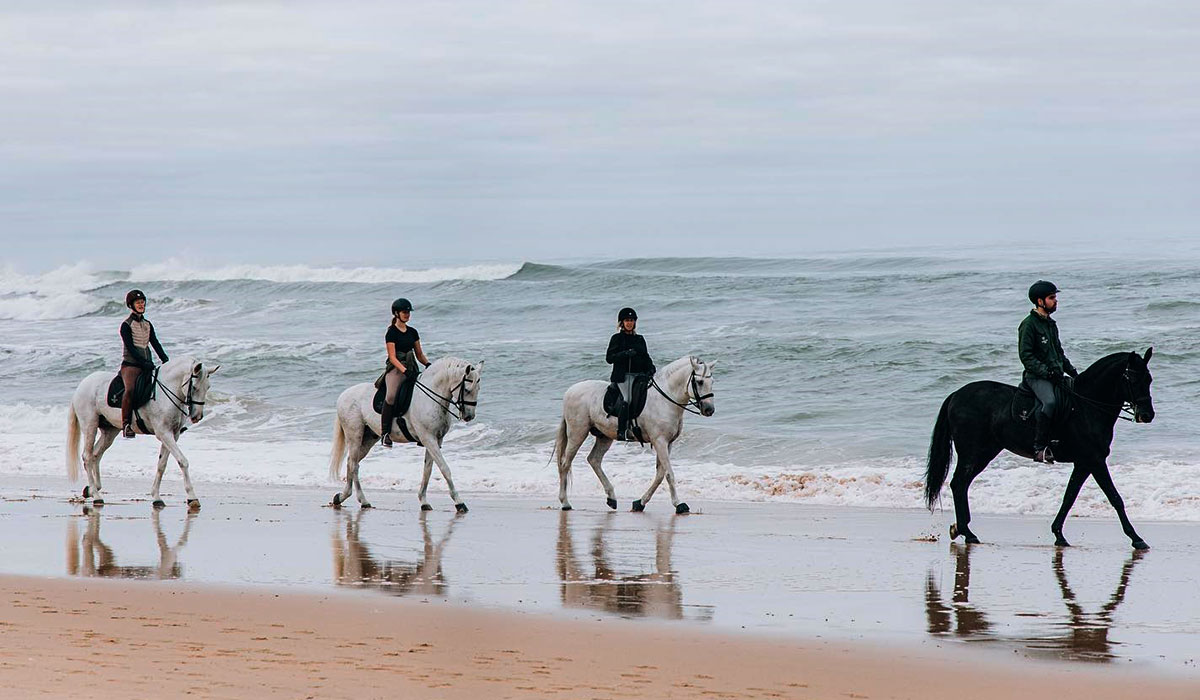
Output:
top-left (331, 510), bottom-right (460, 597)
top-left (926, 543), bottom-right (1146, 662)
top-left (556, 511), bottom-right (713, 622)
top-left (66, 508), bottom-right (196, 580)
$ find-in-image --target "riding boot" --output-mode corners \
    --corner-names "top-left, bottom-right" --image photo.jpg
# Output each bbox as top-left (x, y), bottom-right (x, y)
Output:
top-left (120, 395), bottom-right (135, 439)
top-left (1033, 412), bottom-right (1055, 464)
top-left (617, 413), bottom-right (628, 442)
top-left (380, 402), bottom-right (395, 447)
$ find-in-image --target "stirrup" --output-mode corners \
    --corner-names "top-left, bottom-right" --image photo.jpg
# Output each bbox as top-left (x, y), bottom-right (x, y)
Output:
top-left (381, 432), bottom-right (393, 447)
top-left (122, 423), bottom-right (135, 439)
top-left (1034, 446), bottom-right (1055, 464)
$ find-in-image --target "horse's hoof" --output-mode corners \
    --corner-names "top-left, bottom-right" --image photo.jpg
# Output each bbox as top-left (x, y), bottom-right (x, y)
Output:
top-left (82, 486), bottom-right (91, 498)
top-left (186, 499), bottom-right (201, 512)
top-left (606, 498), bottom-right (617, 510)
top-left (92, 499), bottom-right (105, 507)
top-left (675, 503), bottom-right (690, 514)
top-left (1132, 539), bottom-right (1150, 550)
top-left (360, 503), bottom-right (373, 510)
top-left (332, 493), bottom-right (344, 507)
top-left (152, 500), bottom-right (166, 510)
top-left (631, 499), bottom-right (645, 512)
top-left (455, 503), bottom-right (469, 514)
top-left (420, 504), bottom-right (433, 512)
top-left (949, 523), bottom-right (958, 540)
top-left (561, 504), bottom-right (573, 511)
top-left (964, 534), bottom-right (981, 545)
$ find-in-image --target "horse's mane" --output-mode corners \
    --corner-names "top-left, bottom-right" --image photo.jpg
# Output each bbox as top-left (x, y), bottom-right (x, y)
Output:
top-left (427, 356), bottom-right (471, 376)
top-left (1078, 352), bottom-right (1135, 383)
top-left (658, 355), bottom-right (696, 379)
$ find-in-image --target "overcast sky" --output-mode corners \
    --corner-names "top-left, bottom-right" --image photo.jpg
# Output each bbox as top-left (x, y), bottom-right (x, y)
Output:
top-left (0, 1), bottom-right (1196, 269)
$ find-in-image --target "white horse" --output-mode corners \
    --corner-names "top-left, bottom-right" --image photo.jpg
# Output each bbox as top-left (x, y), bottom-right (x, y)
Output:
top-left (66, 357), bottom-right (218, 510)
top-left (328, 357), bottom-right (482, 511)
top-left (553, 355), bottom-right (716, 513)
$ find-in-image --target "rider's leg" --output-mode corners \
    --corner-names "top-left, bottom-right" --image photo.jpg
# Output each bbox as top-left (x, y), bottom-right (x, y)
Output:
top-left (120, 365), bottom-right (141, 438)
top-left (616, 375), bottom-right (634, 440)
top-left (1027, 375), bottom-right (1057, 463)
top-left (381, 367), bottom-right (402, 446)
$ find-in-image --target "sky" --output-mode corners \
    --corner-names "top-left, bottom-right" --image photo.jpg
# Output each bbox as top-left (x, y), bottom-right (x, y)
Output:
top-left (0, 1), bottom-right (1196, 269)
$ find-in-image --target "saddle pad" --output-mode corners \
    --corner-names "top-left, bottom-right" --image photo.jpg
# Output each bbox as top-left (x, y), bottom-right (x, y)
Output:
top-left (604, 374), bottom-right (650, 419)
top-left (106, 368), bottom-right (157, 410)
top-left (372, 376), bottom-right (417, 416)
top-left (1011, 380), bottom-right (1073, 425)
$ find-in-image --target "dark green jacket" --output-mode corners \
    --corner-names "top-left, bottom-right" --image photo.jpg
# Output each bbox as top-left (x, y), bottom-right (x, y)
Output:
top-left (1018, 310), bottom-right (1077, 381)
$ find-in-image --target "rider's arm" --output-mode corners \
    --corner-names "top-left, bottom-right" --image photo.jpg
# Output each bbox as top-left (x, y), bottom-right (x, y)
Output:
top-left (414, 340), bottom-right (430, 367)
top-left (605, 334), bottom-right (623, 365)
top-left (148, 323), bottom-right (168, 363)
top-left (1018, 320), bottom-right (1052, 379)
top-left (386, 342), bottom-right (407, 373)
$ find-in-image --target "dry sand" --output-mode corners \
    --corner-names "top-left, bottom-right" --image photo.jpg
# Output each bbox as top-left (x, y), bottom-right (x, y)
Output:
top-left (2, 574), bottom-right (1196, 700)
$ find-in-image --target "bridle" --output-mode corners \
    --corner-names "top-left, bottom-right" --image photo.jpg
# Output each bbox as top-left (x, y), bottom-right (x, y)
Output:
top-left (415, 364), bottom-right (478, 420)
top-left (1068, 362), bottom-right (1149, 423)
top-left (650, 363), bottom-right (714, 416)
top-left (156, 370), bottom-right (205, 420)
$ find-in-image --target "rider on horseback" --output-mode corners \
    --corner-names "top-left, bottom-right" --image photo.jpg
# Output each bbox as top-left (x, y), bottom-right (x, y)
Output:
top-left (119, 289), bottom-right (169, 439)
top-left (1019, 280), bottom-right (1078, 463)
top-left (381, 298), bottom-right (431, 447)
top-left (606, 307), bottom-right (655, 441)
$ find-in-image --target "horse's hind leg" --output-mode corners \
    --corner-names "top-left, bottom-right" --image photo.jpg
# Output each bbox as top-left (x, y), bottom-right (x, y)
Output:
top-left (585, 436), bottom-right (617, 510)
top-left (87, 426), bottom-right (120, 505)
top-left (557, 430), bottom-right (586, 511)
top-left (948, 446), bottom-right (1000, 544)
top-left (334, 436), bottom-right (372, 508)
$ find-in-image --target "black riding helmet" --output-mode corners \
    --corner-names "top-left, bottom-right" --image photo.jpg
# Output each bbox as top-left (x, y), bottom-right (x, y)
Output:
top-left (125, 289), bottom-right (146, 309)
top-left (1028, 280), bottom-right (1059, 305)
top-left (392, 298), bottom-right (413, 314)
top-left (618, 307), bottom-right (637, 322)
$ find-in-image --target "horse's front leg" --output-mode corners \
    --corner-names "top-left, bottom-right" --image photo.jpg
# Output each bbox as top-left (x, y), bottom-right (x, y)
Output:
top-left (420, 434), bottom-right (468, 513)
top-left (157, 431), bottom-right (200, 511)
top-left (1051, 465), bottom-right (1090, 546)
top-left (661, 443), bottom-right (689, 514)
top-left (150, 444), bottom-right (170, 509)
top-left (633, 439), bottom-right (671, 513)
top-left (1090, 462), bottom-right (1148, 550)
top-left (417, 449), bottom-right (435, 511)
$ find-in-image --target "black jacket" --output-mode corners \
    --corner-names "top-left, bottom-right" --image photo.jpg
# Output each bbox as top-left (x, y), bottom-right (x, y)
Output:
top-left (606, 332), bottom-right (655, 382)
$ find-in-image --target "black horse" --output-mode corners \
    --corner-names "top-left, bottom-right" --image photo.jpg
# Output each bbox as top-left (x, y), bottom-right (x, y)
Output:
top-left (925, 349), bottom-right (1155, 549)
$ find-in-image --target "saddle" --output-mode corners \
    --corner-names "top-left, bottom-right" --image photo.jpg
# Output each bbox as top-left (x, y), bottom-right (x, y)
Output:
top-left (371, 370), bottom-right (421, 445)
top-left (604, 374), bottom-right (650, 442)
top-left (1012, 379), bottom-right (1073, 425)
top-left (106, 367), bottom-right (158, 410)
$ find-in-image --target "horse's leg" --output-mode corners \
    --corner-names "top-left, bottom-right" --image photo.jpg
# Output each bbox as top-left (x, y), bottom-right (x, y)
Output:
top-left (1050, 465), bottom-right (1090, 546)
top-left (88, 427), bottom-right (120, 505)
top-left (1090, 462), bottom-right (1148, 550)
top-left (633, 440), bottom-right (671, 512)
top-left (558, 431), bottom-right (586, 511)
top-left (422, 438), bottom-right (468, 513)
top-left (948, 445), bottom-right (1000, 544)
top-left (149, 444), bottom-right (171, 509)
top-left (335, 436), bottom-right (372, 508)
top-left (417, 449), bottom-right (435, 511)
top-left (585, 436), bottom-right (618, 510)
top-left (662, 448), bottom-right (689, 514)
top-left (80, 419), bottom-right (101, 500)
top-left (156, 432), bottom-right (200, 510)
top-left (351, 435), bottom-right (374, 508)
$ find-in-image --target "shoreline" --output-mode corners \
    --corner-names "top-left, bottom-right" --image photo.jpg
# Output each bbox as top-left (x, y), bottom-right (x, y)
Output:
top-left (3, 573), bottom-right (1197, 699)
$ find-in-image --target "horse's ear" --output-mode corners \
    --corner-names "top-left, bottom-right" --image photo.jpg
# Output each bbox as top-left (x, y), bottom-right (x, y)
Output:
top-left (208, 364), bottom-right (221, 376)
top-left (708, 360), bottom-right (718, 370)
top-left (475, 360), bottom-right (484, 373)
top-left (1143, 348), bottom-right (1153, 364)
top-left (192, 362), bottom-right (203, 376)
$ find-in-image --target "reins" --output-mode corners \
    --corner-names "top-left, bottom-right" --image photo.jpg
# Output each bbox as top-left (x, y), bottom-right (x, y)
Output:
top-left (1066, 365), bottom-right (1145, 423)
top-left (414, 365), bottom-right (477, 421)
top-left (649, 366), bottom-right (713, 416)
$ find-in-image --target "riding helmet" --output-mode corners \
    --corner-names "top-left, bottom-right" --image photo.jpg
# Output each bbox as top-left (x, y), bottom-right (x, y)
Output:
top-left (1027, 280), bottom-right (1059, 304)
top-left (125, 289), bottom-right (147, 309)
top-left (392, 298), bottom-right (413, 314)
top-left (618, 307), bottom-right (638, 322)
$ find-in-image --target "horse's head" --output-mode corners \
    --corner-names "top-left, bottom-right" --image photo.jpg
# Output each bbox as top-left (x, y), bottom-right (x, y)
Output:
top-left (458, 360), bottom-right (483, 422)
top-left (689, 356), bottom-right (716, 417)
top-left (188, 360), bottom-right (219, 424)
top-left (1124, 348), bottom-right (1154, 424)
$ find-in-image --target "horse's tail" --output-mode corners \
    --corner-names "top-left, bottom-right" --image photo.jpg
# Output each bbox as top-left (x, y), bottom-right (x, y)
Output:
top-left (924, 394), bottom-right (954, 511)
top-left (550, 418), bottom-right (568, 471)
top-left (328, 415), bottom-right (347, 481)
top-left (66, 404), bottom-right (82, 482)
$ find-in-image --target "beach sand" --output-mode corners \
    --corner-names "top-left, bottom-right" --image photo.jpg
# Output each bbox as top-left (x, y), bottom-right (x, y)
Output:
top-left (2, 475), bottom-right (1199, 697)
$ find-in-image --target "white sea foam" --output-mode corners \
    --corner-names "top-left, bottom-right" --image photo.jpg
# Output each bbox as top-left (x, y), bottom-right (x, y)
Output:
top-left (127, 260), bottom-right (522, 284)
top-left (5, 402), bottom-right (1200, 521)
top-left (0, 263), bottom-right (110, 320)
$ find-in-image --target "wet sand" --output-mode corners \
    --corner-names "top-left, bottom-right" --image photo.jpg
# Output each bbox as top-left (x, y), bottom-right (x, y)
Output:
top-left (2, 475), bottom-right (1200, 696)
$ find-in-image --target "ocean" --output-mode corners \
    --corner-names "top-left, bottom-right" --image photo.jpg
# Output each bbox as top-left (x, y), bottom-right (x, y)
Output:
top-left (2, 247), bottom-right (1198, 519)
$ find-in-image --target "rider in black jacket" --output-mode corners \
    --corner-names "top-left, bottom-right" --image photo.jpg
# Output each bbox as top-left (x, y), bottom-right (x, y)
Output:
top-left (606, 307), bottom-right (655, 439)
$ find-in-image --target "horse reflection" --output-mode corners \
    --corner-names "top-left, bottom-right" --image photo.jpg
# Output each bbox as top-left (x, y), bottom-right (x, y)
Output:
top-left (556, 512), bottom-right (712, 621)
top-left (331, 509), bottom-right (460, 597)
top-left (926, 543), bottom-right (1145, 662)
top-left (67, 508), bottom-right (196, 580)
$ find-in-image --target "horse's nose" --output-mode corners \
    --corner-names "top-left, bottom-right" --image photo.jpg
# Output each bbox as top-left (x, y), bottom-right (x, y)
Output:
top-left (703, 407), bottom-right (715, 417)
